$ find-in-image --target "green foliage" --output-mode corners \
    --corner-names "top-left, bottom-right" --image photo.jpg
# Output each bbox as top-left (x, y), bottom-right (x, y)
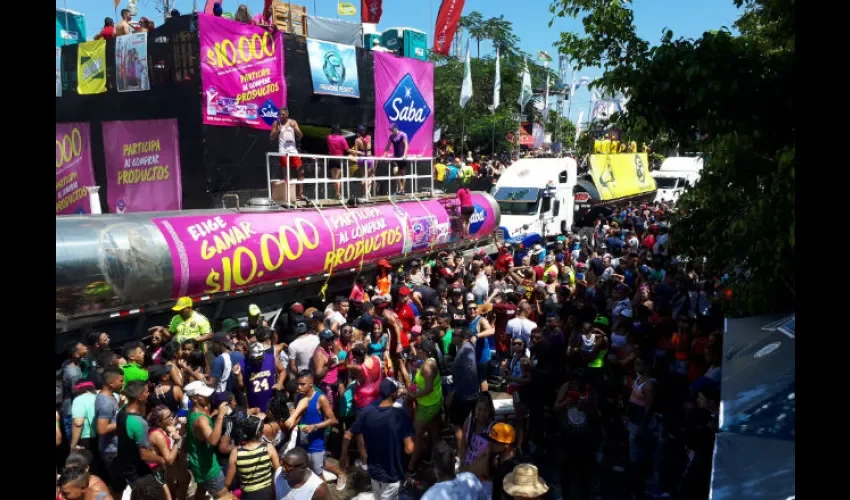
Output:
top-left (432, 15), bottom-right (561, 156)
top-left (550, 0), bottom-right (794, 315)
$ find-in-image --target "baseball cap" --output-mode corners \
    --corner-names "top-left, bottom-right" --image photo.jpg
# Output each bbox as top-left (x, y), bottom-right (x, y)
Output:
top-left (172, 296), bottom-right (192, 311)
top-left (220, 318), bottom-right (240, 333)
top-left (379, 378), bottom-right (399, 399)
top-left (304, 307), bottom-right (319, 318)
top-left (319, 329), bottom-right (336, 342)
top-left (294, 322), bottom-right (308, 334)
top-left (531, 244), bottom-right (544, 255)
top-left (212, 331), bottom-right (234, 349)
top-left (594, 316), bottom-right (610, 327)
top-left (184, 381), bottom-right (214, 398)
top-left (411, 325), bottom-right (422, 335)
top-left (399, 286), bottom-right (412, 296)
top-left (290, 303), bottom-right (305, 314)
top-left (248, 304), bottom-right (261, 316)
top-left (465, 292), bottom-right (475, 303)
top-left (451, 288), bottom-right (463, 296)
top-left (311, 310), bottom-right (325, 321)
top-left (410, 259), bottom-right (421, 267)
top-left (488, 422), bottom-right (516, 444)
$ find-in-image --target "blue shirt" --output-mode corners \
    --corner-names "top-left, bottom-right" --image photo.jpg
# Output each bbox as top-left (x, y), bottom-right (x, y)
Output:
top-left (351, 405), bottom-right (414, 483)
top-left (452, 341), bottom-right (479, 401)
top-left (210, 351), bottom-right (245, 394)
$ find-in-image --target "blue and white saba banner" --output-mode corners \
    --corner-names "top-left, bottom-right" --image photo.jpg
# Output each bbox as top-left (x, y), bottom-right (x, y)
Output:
top-left (306, 38), bottom-right (360, 98)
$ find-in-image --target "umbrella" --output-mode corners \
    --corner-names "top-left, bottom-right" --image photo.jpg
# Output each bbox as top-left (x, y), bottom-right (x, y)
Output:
top-left (710, 313), bottom-right (795, 500)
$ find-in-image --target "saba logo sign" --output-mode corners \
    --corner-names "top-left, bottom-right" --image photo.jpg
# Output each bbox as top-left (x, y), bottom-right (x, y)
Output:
top-left (469, 203), bottom-right (488, 234)
top-left (383, 74), bottom-right (431, 140)
top-left (259, 99), bottom-right (280, 126)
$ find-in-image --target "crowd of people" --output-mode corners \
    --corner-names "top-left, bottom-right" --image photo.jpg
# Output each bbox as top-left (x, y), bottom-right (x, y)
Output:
top-left (56, 199), bottom-right (723, 500)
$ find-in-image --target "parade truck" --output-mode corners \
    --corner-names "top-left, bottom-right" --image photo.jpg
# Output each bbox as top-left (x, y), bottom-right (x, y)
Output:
top-left (652, 155), bottom-right (703, 204)
top-left (56, 193), bottom-right (501, 356)
top-left (492, 152), bottom-right (656, 250)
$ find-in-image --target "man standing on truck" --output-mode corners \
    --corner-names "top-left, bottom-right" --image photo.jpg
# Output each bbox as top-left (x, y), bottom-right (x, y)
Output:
top-left (169, 296), bottom-right (213, 346)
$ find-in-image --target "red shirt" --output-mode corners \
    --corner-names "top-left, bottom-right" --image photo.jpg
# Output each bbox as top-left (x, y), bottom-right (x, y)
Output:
top-left (643, 234), bottom-right (656, 249)
top-left (327, 134), bottom-right (349, 157)
top-left (97, 26), bottom-right (116, 40)
top-left (495, 252), bottom-right (513, 273)
top-left (470, 163), bottom-right (480, 174)
top-left (395, 303), bottom-right (416, 342)
top-left (493, 302), bottom-right (517, 354)
top-left (456, 188), bottom-right (472, 208)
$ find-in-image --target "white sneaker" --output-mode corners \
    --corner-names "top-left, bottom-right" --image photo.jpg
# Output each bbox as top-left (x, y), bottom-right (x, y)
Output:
top-left (335, 474), bottom-right (347, 491)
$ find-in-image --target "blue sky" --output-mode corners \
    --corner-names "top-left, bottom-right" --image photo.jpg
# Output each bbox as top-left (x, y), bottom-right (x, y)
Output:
top-left (61, 0), bottom-right (742, 124)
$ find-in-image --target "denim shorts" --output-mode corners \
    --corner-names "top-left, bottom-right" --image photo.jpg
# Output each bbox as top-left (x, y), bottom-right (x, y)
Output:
top-left (197, 470), bottom-right (226, 495)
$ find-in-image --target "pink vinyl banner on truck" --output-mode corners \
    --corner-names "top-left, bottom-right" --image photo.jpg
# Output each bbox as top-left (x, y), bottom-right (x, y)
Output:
top-left (56, 122), bottom-right (97, 215)
top-left (152, 194), bottom-right (497, 298)
top-left (102, 119), bottom-right (183, 213)
top-left (198, 13), bottom-right (286, 130)
top-left (373, 51), bottom-right (434, 158)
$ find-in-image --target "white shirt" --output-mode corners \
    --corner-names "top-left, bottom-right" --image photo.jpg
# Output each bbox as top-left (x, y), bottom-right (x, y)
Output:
top-left (287, 334), bottom-right (320, 373)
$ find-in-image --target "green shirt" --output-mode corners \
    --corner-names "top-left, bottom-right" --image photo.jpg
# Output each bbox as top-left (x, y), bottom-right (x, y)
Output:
top-left (169, 311), bottom-right (212, 344)
top-left (125, 412), bottom-right (150, 448)
top-left (186, 411), bottom-right (222, 483)
top-left (70, 392), bottom-right (97, 439)
top-left (122, 363), bottom-right (149, 389)
top-left (441, 328), bottom-right (453, 356)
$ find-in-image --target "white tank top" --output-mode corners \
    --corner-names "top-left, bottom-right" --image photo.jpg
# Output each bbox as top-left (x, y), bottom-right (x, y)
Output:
top-left (281, 470), bottom-right (323, 500)
top-left (278, 120), bottom-right (298, 154)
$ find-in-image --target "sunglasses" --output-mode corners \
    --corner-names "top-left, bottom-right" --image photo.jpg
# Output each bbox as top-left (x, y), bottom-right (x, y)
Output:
top-left (281, 462), bottom-right (306, 472)
top-left (512, 342), bottom-right (524, 346)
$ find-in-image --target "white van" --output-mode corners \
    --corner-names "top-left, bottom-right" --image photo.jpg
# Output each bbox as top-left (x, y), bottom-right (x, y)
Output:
top-left (491, 157), bottom-right (578, 241)
top-left (652, 156), bottom-right (703, 203)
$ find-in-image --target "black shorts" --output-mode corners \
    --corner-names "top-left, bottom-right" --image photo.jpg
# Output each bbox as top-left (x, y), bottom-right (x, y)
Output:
top-left (392, 159), bottom-right (408, 173)
top-left (449, 397), bottom-right (477, 426)
top-left (461, 206), bottom-right (475, 216)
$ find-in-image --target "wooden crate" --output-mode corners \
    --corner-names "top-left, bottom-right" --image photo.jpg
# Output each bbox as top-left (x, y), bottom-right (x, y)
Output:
top-left (272, 2), bottom-right (308, 36)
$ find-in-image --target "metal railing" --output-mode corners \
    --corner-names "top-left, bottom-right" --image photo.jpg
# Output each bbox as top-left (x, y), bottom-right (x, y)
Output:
top-left (264, 152), bottom-right (435, 206)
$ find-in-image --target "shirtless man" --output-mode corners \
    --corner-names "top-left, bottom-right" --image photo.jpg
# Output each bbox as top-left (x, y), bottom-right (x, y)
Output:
top-left (115, 9), bottom-right (133, 36)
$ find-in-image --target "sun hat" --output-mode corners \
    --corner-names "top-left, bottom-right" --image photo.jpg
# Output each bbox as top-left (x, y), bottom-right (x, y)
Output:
top-left (503, 463), bottom-right (550, 498)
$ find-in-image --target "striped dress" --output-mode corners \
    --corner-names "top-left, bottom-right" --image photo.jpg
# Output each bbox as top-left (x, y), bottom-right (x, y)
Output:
top-left (235, 443), bottom-right (275, 498)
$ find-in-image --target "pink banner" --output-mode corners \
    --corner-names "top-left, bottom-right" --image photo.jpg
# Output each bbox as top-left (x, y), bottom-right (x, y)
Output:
top-left (374, 51), bottom-right (434, 158)
top-left (102, 119), bottom-right (183, 213)
top-left (152, 194), bottom-right (498, 298)
top-left (56, 122), bottom-right (96, 215)
top-left (198, 13), bottom-right (286, 130)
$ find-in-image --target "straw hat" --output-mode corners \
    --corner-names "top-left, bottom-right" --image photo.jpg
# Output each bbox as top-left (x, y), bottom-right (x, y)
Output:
top-left (503, 463), bottom-right (549, 498)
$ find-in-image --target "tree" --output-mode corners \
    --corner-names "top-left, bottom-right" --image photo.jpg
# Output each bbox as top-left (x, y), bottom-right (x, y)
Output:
top-left (486, 16), bottom-right (521, 58)
top-left (550, 0), bottom-right (794, 316)
top-left (459, 11), bottom-right (487, 58)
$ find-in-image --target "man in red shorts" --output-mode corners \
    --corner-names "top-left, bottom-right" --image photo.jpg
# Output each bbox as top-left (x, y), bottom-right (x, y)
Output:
top-left (270, 108), bottom-right (305, 200)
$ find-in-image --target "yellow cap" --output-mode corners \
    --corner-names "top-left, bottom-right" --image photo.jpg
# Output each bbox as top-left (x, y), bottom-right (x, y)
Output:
top-left (248, 304), bottom-right (261, 316)
top-left (488, 422), bottom-right (516, 444)
top-left (172, 296), bottom-right (193, 311)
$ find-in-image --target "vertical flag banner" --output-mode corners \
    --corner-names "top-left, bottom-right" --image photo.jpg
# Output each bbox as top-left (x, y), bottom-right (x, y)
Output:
top-left (115, 32), bottom-right (150, 92)
top-left (56, 123), bottom-right (96, 215)
top-left (56, 47), bottom-right (63, 97)
top-left (543, 72), bottom-right (550, 115)
top-left (492, 47), bottom-right (501, 110)
top-left (518, 59), bottom-right (532, 109)
top-left (102, 119), bottom-right (183, 213)
top-left (306, 39), bottom-right (360, 98)
top-left (338, 2), bottom-right (357, 16)
top-left (433, 0), bottom-right (465, 56)
top-left (77, 40), bottom-right (107, 95)
top-left (361, 0), bottom-right (383, 23)
top-left (460, 42), bottom-right (472, 108)
top-left (574, 111), bottom-right (584, 145)
top-left (198, 13), bottom-right (287, 130)
top-left (374, 51), bottom-right (435, 157)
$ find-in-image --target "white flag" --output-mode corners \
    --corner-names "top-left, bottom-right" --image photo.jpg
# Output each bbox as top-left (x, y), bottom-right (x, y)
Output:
top-left (574, 111), bottom-right (584, 146)
top-left (460, 42), bottom-right (473, 109)
top-left (518, 58), bottom-right (532, 110)
top-left (433, 128), bottom-right (442, 143)
top-left (492, 48), bottom-right (501, 111)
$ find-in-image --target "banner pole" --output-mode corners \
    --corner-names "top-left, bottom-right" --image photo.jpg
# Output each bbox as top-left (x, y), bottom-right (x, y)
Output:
top-left (491, 114), bottom-right (496, 155)
top-left (461, 116), bottom-right (466, 160)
